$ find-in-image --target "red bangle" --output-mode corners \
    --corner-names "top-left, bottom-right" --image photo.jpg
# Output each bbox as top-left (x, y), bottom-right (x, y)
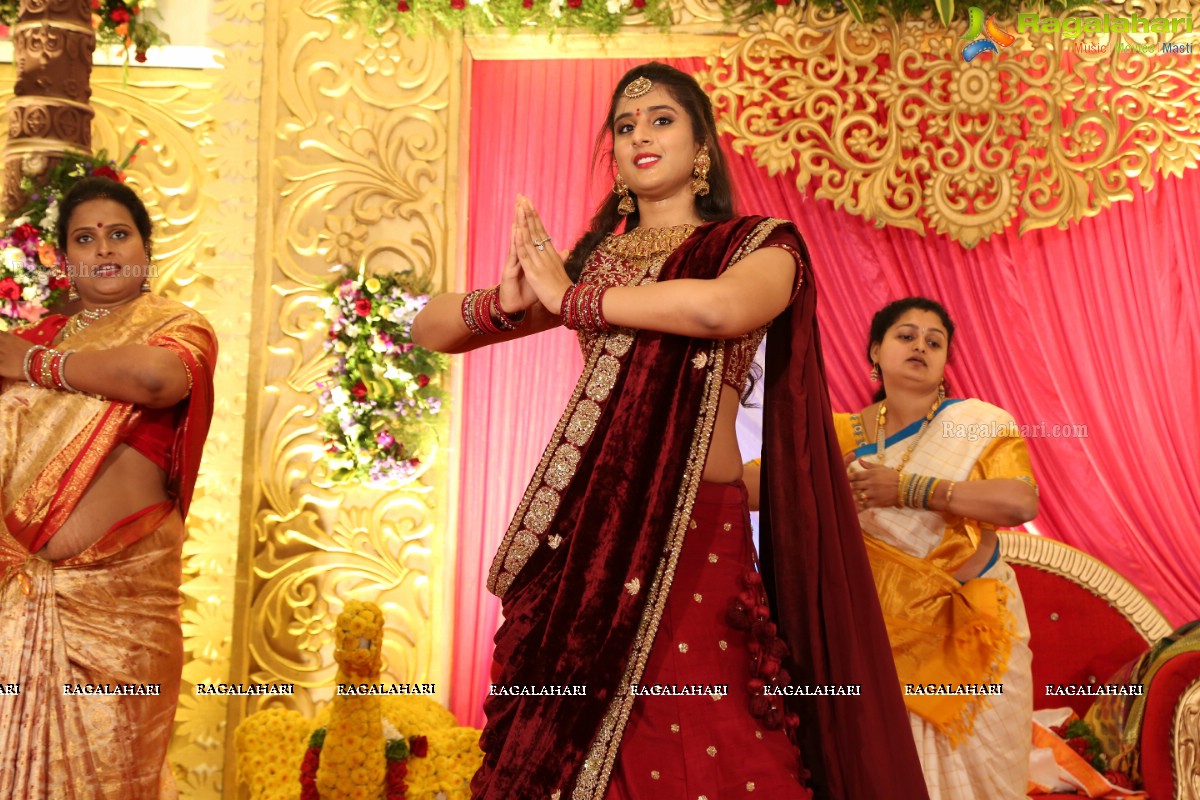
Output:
top-left (462, 287), bottom-right (501, 335)
top-left (48, 351), bottom-right (66, 390)
top-left (560, 282), bottom-right (610, 332)
top-left (487, 290), bottom-right (525, 332)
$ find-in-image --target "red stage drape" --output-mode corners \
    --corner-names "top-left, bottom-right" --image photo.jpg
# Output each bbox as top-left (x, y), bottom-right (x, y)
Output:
top-left (450, 57), bottom-right (1200, 727)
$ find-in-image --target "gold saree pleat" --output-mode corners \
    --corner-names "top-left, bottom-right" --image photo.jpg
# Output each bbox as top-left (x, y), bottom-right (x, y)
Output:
top-left (0, 503), bottom-right (185, 799)
top-left (0, 293), bottom-right (216, 799)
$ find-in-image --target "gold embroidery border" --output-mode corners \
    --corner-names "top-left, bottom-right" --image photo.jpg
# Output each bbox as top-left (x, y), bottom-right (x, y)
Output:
top-left (572, 340), bottom-right (726, 800)
top-left (487, 244), bottom-right (668, 596)
top-left (573, 218), bottom-right (783, 797)
top-left (731, 218), bottom-right (790, 264)
top-left (486, 337), bottom-right (605, 595)
top-left (997, 531), bottom-right (1172, 643)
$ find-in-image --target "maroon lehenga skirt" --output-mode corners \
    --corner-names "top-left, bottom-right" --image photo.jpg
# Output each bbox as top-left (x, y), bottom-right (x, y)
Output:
top-left (606, 481), bottom-right (809, 798)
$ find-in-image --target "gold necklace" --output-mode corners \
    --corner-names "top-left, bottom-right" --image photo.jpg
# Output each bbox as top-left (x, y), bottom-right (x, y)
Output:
top-left (63, 307), bottom-right (112, 339)
top-left (604, 224), bottom-right (696, 258)
top-left (875, 396), bottom-right (942, 474)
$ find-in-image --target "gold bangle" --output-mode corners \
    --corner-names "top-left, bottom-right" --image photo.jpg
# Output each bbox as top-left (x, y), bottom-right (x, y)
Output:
top-left (945, 481), bottom-right (956, 509)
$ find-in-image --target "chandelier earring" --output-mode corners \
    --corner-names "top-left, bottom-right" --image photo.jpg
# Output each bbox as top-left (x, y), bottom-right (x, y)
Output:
top-left (869, 362), bottom-right (880, 382)
top-left (691, 144), bottom-right (711, 197)
top-left (142, 247), bottom-right (153, 292)
top-left (613, 172), bottom-right (636, 216)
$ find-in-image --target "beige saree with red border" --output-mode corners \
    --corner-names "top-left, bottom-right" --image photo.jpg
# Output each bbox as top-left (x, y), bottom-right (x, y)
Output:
top-left (0, 294), bottom-right (216, 799)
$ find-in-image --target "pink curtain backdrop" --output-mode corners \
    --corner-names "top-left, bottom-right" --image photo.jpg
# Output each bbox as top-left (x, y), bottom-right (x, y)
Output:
top-left (449, 57), bottom-right (1200, 727)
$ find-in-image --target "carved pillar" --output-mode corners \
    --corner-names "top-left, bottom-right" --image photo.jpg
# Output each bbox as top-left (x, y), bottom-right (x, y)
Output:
top-left (3, 0), bottom-right (95, 214)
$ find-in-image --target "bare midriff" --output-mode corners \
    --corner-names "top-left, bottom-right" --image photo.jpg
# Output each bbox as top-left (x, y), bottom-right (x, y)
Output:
top-left (37, 444), bottom-right (169, 561)
top-left (700, 385), bottom-right (747, 484)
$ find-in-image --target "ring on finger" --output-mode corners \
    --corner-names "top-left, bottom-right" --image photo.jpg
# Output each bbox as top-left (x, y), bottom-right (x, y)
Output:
top-left (533, 236), bottom-right (551, 251)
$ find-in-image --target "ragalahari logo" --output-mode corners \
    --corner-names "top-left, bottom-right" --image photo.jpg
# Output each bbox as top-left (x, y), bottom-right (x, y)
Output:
top-left (961, 7), bottom-right (1017, 62)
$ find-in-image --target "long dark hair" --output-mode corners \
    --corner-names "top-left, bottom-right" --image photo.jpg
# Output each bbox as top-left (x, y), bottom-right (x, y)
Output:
top-left (56, 176), bottom-right (154, 260)
top-left (563, 62), bottom-right (736, 281)
top-left (867, 296), bottom-right (956, 402)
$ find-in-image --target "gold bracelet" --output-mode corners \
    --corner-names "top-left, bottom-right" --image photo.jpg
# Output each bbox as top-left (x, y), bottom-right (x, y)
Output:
top-left (944, 481), bottom-right (956, 510)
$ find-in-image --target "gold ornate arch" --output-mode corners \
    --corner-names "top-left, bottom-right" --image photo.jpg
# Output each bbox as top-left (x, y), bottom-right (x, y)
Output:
top-left (699, 1), bottom-right (1200, 246)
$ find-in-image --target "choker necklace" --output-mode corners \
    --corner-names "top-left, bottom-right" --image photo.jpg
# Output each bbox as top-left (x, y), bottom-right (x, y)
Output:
top-left (875, 396), bottom-right (942, 474)
top-left (604, 224), bottom-right (696, 258)
top-left (63, 307), bottom-right (112, 339)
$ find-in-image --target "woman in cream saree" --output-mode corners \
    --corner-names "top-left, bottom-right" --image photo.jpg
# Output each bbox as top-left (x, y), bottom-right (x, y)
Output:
top-left (835, 296), bottom-right (1039, 799)
top-left (0, 177), bottom-right (216, 798)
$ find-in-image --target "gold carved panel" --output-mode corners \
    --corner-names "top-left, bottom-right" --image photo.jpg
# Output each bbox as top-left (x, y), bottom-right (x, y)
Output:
top-left (0, 55), bottom-right (253, 800)
top-left (1178, 677), bottom-right (1200, 800)
top-left (228, 4), bottom-right (459, 792)
top-left (700, 1), bottom-right (1200, 246)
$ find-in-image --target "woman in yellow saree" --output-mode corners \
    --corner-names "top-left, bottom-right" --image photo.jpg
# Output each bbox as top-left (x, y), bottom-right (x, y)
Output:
top-left (0, 177), bottom-right (216, 798)
top-left (831, 296), bottom-right (1039, 799)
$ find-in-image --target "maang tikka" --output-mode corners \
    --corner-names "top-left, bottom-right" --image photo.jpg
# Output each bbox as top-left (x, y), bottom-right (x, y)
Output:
top-left (624, 76), bottom-right (653, 99)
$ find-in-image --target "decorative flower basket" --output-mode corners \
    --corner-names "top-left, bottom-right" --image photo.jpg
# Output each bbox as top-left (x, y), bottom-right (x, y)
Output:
top-left (317, 266), bottom-right (450, 488)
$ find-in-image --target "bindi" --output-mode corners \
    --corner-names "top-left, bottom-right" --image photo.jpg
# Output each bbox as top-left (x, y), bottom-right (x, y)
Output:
top-left (96, 222), bottom-right (104, 228)
top-left (635, 109), bottom-right (641, 117)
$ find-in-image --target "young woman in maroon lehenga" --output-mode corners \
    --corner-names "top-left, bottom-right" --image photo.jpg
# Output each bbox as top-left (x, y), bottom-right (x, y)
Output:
top-left (412, 62), bottom-right (927, 800)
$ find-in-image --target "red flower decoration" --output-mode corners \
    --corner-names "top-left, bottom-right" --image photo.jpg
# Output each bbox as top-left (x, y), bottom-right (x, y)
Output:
top-left (51, 276), bottom-right (71, 290)
top-left (10, 224), bottom-right (39, 246)
top-left (567, 0), bottom-right (581, 7)
top-left (409, 735), bottom-right (428, 758)
top-left (522, 0), bottom-right (533, 6)
top-left (451, 0), bottom-right (465, 8)
top-left (299, 746), bottom-right (321, 800)
top-left (1066, 736), bottom-right (1090, 757)
top-left (354, 297), bottom-right (372, 317)
top-left (135, 51), bottom-right (147, 63)
top-left (631, 0), bottom-right (645, 7)
top-left (416, 374), bottom-right (430, 388)
top-left (397, 0), bottom-right (410, 8)
top-left (109, 7), bottom-right (130, 23)
top-left (0, 277), bottom-right (21, 301)
top-left (351, 381), bottom-right (368, 401)
top-left (91, 165), bottom-right (123, 182)
top-left (1103, 770), bottom-right (1133, 789)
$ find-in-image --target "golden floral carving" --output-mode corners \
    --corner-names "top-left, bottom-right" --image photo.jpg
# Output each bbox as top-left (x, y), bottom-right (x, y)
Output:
top-left (1177, 677), bottom-right (1200, 800)
top-left (1, 59), bottom-right (234, 799)
top-left (228, 7), bottom-right (456, 794)
top-left (700, 1), bottom-right (1200, 247)
top-left (317, 213), bottom-right (369, 265)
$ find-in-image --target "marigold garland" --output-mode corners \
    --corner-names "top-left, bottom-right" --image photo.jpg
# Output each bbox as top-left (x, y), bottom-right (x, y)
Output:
top-left (301, 725), bottom-right (425, 800)
top-left (318, 267), bottom-right (449, 487)
top-left (236, 602), bottom-right (483, 800)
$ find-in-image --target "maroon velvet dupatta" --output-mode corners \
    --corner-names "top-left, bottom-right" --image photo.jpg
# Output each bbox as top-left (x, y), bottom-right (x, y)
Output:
top-left (474, 216), bottom-right (926, 799)
top-left (760, 272), bottom-right (930, 799)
